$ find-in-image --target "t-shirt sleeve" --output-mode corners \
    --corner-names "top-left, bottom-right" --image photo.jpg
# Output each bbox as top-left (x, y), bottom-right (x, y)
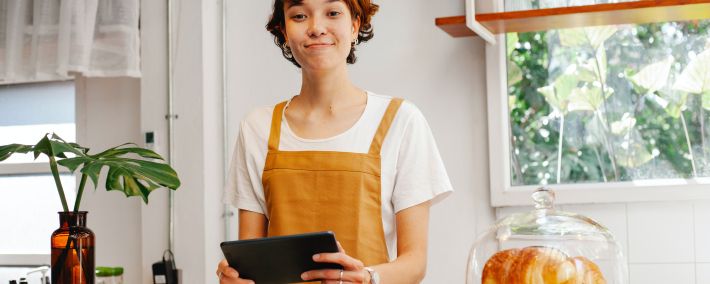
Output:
top-left (392, 104), bottom-right (454, 213)
top-left (224, 121), bottom-right (266, 214)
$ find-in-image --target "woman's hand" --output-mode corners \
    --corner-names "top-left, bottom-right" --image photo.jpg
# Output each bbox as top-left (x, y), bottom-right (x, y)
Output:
top-left (217, 259), bottom-right (255, 284)
top-left (301, 242), bottom-right (372, 284)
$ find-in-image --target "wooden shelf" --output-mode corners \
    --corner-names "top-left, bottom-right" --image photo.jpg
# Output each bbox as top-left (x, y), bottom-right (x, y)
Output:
top-left (436, 0), bottom-right (710, 38)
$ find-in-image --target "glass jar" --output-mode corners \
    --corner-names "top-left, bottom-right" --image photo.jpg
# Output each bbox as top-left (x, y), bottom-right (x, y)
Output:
top-left (51, 211), bottom-right (95, 284)
top-left (96, 267), bottom-right (124, 284)
top-left (466, 188), bottom-right (627, 283)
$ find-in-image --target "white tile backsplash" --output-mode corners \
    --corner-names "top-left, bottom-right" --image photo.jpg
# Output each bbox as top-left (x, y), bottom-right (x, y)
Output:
top-left (495, 200), bottom-right (710, 282)
top-left (561, 203), bottom-right (629, 263)
top-left (697, 263), bottom-right (710, 284)
top-left (627, 201), bottom-right (695, 263)
top-left (694, 201), bottom-right (710, 262)
top-left (629, 263), bottom-right (694, 284)
top-left (495, 205), bottom-right (534, 219)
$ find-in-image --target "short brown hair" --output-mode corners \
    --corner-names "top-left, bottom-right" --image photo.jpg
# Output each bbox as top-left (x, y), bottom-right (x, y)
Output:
top-left (266, 0), bottom-right (379, 68)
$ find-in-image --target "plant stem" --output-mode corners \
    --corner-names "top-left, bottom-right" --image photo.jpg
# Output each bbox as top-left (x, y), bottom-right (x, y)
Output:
top-left (595, 110), bottom-right (620, 180)
top-left (53, 227), bottom-right (74, 281)
top-left (557, 114), bottom-right (565, 184)
top-left (592, 48), bottom-right (620, 180)
top-left (680, 112), bottom-right (698, 176)
top-left (73, 237), bottom-right (92, 282)
top-left (593, 146), bottom-right (609, 182)
top-left (73, 174), bottom-right (88, 212)
top-left (701, 104), bottom-right (707, 164)
top-left (49, 156), bottom-right (69, 212)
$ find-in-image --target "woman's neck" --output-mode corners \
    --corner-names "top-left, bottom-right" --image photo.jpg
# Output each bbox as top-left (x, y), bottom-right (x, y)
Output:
top-left (296, 66), bottom-right (363, 112)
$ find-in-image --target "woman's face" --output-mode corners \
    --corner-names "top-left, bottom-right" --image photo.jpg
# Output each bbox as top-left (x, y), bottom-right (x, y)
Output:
top-left (283, 0), bottom-right (359, 71)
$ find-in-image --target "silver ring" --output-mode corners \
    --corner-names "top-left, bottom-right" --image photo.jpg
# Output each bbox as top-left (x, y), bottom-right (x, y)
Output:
top-left (338, 269), bottom-right (344, 283)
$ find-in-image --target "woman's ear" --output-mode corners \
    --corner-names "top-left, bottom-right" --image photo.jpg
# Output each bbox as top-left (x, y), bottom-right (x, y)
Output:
top-left (351, 17), bottom-right (361, 39)
top-left (281, 27), bottom-right (288, 44)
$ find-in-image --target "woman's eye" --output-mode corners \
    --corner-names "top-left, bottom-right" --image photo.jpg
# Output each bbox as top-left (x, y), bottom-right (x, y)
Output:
top-left (291, 14), bottom-right (306, 20)
top-left (328, 11), bottom-right (341, 17)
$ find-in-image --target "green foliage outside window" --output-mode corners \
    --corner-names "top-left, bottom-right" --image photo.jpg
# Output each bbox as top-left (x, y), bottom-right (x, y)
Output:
top-left (507, 20), bottom-right (710, 186)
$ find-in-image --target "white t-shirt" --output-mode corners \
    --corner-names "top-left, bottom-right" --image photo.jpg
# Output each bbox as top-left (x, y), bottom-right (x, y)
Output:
top-left (225, 92), bottom-right (453, 260)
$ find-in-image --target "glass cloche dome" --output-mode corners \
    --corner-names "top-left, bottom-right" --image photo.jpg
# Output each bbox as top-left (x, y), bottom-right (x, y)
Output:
top-left (466, 188), bottom-right (627, 284)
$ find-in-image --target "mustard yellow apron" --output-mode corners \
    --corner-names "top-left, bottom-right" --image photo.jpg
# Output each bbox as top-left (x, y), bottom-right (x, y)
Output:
top-left (262, 97), bottom-right (404, 267)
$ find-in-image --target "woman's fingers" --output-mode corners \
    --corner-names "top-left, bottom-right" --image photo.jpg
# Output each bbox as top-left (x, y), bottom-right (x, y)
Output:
top-left (313, 252), bottom-right (364, 271)
top-left (301, 269), bottom-right (365, 282)
top-left (217, 259), bottom-right (254, 284)
top-left (217, 259), bottom-right (240, 278)
top-left (219, 268), bottom-right (254, 284)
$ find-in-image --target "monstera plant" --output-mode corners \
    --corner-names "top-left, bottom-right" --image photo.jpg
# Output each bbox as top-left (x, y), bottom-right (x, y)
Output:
top-left (0, 133), bottom-right (180, 211)
top-left (0, 133), bottom-right (180, 284)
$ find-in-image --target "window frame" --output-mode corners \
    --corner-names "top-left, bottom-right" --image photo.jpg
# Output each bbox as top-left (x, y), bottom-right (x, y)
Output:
top-left (0, 163), bottom-right (68, 175)
top-left (0, 80), bottom-right (77, 265)
top-left (0, 80), bottom-right (74, 176)
top-left (0, 255), bottom-right (50, 266)
top-left (485, 1), bottom-right (710, 206)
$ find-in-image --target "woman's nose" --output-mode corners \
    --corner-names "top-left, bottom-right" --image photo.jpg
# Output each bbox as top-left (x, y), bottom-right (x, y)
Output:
top-left (306, 17), bottom-right (327, 37)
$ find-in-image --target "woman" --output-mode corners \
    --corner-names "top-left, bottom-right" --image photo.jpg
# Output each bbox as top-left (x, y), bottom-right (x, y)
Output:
top-left (218, 0), bottom-right (452, 283)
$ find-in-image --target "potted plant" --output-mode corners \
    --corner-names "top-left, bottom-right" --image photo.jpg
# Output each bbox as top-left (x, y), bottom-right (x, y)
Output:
top-left (0, 133), bottom-right (180, 284)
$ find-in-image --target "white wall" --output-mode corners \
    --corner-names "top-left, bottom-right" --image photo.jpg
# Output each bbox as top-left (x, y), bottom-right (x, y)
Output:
top-left (225, 1), bottom-right (489, 283)
top-left (138, 0), bottom-right (171, 282)
top-left (75, 76), bottom-right (143, 284)
top-left (140, 0), bottom-right (226, 283)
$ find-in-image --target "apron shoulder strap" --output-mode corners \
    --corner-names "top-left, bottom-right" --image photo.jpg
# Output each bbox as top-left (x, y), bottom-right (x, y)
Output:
top-left (368, 97), bottom-right (404, 155)
top-left (268, 101), bottom-right (288, 151)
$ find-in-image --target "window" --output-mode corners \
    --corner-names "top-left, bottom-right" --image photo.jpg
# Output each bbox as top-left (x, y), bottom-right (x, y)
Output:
top-left (487, 2), bottom-right (710, 205)
top-left (504, 0), bottom-right (639, 11)
top-left (0, 81), bottom-right (76, 266)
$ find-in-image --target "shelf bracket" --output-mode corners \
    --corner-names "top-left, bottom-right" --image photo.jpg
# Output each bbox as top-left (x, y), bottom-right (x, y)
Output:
top-left (467, 0), bottom-right (496, 44)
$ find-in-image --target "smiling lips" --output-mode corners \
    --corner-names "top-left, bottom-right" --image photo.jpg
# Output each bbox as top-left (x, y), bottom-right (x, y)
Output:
top-left (305, 43), bottom-right (334, 48)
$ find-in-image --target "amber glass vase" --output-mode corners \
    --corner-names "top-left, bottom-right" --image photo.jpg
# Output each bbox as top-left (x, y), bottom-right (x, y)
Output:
top-left (51, 211), bottom-right (95, 284)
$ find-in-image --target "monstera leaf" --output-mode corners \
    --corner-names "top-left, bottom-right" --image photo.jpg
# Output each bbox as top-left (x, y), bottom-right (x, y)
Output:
top-left (559, 26), bottom-right (618, 51)
top-left (673, 49), bottom-right (710, 109)
top-left (59, 144), bottom-right (179, 203)
top-left (0, 144), bottom-right (34, 161)
top-left (631, 57), bottom-right (674, 94)
top-left (507, 33), bottom-right (524, 87)
top-left (569, 85), bottom-right (608, 112)
top-left (655, 90), bottom-right (689, 118)
top-left (585, 114), bottom-right (607, 146)
top-left (615, 129), bottom-right (653, 168)
top-left (508, 63), bottom-right (523, 87)
top-left (538, 72), bottom-right (579, 113)
top-left (611, 113), bottom-right (637, 135)
top-left (0, 133), bottom-right (180, 211)
top-left (507, 33), bottom-right (519, 57)
top-left (576, 43), bottom-right (609, 85)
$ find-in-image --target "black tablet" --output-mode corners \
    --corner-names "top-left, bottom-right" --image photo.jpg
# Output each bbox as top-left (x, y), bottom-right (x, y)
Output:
top-left (220, 231), bottom-right (343, 284)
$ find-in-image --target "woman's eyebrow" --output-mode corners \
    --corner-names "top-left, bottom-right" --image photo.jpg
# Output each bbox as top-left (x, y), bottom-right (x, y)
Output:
top-left (285, 0), bottom-right (303, 9)
top-left (287, 0), bottom-right (341, 9)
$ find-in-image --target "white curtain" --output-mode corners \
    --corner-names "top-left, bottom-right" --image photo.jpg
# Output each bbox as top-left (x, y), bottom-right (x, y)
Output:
top-left (0, 0), bottom-right (140, 84)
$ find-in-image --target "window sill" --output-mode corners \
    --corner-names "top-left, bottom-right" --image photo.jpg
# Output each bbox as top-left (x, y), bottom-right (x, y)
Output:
top-left (0, 163), bottom-right (70, 176)
top-left (493, 180), bottom-right (710, 207)
top-left (435, 0), bottom-right (710, 38)
top-left (0, 255), bottom-right (49, 266)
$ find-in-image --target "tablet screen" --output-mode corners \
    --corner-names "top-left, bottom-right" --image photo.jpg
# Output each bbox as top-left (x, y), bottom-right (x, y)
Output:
top-left (220, 231), bottom-right (343, 283)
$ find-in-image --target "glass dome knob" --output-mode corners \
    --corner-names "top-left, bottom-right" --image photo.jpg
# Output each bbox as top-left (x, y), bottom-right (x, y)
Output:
top-left (532, 187), bottom-right (555, 210)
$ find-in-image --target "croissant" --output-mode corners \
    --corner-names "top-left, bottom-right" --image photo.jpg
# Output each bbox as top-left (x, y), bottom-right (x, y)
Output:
top-left (482, 246), bottom-right (606, 284)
